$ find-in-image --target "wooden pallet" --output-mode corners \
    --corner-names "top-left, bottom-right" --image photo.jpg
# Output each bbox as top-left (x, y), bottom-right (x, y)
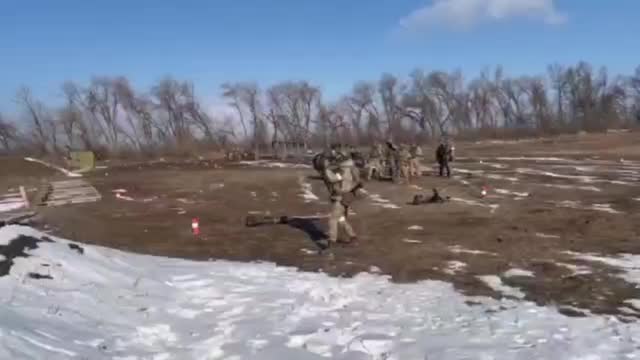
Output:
top-left (40, 179), bottom-right (101, 207)
top-left (0, 211), bottom-right (37, 227)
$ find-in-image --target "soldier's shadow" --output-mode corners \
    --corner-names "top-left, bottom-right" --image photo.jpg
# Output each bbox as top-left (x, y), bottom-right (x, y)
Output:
top-left (286, 218), bottom-right (328, 249)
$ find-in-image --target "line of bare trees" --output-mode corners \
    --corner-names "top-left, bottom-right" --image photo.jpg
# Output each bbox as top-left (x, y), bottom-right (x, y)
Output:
top-left (1, 61), bottom-right (639, 158)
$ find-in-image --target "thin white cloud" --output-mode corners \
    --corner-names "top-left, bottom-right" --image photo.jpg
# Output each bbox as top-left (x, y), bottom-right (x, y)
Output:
top-left (399, 0), bottom-right (567, 32)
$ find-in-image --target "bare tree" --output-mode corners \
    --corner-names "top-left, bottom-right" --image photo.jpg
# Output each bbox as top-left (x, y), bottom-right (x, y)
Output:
top-left (378, 73), bottom-right (403, 138)
top-left (151, 77), bottom-right (197, 147)
top-left (221, 82), bottom-right (263, 159)
top-left (15, 87), bottom-right (49, 153)
top-left (547, 64), bottom-right (569, 126)
top-left (346, 82), bottom-right (381, 143)
top-left (222, 83), bottom-right (249, 139)
top-left (0, 113), bottom-right (18, 151)
top-left (85, 77), bottom-right (123, 147)
top-left (629, 66), bottom-right (640, 124)
top-left (526, 77), bottom-right (553, 132)
top-left (267, 81), bottom-right (319, 152)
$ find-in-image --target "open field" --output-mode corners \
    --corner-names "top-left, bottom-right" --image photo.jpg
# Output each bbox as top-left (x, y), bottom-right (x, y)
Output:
top-left (3, 131), bottom-right (640, 320)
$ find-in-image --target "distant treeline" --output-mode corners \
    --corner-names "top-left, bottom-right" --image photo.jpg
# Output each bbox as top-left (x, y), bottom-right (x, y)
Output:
top-left (1, 61), bottom-right (639, 159)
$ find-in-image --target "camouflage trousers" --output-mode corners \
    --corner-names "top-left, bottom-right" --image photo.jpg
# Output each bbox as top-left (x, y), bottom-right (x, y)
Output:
top-left (409, 158), bottom-right (422, 177)
top-left (328, 200), bottom-right (355, 242)
top-left (400, 160), bottom-right (411, 178)
top-left (366, 158), bottom-right (382, 180)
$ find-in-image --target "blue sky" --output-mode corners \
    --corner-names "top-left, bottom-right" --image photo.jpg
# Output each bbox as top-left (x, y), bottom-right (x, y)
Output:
top-left (1, 0), bottom-right (639, 114)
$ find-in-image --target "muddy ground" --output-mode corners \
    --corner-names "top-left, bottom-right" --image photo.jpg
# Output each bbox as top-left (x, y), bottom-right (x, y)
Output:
top-left (3, 131), bottom-right (640, 319)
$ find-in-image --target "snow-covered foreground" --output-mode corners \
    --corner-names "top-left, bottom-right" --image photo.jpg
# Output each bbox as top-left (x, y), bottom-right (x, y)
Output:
top-left (2, 226), bottom-right (640, 359)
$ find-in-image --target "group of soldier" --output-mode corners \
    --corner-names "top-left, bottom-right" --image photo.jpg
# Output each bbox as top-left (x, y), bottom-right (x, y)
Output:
top-left (315, 139), bottom-right (455, 247)
top-left (364, 140), bottom-right (454, 183)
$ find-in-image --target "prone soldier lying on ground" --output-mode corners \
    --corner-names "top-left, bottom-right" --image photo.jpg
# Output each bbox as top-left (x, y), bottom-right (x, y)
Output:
top-left (411, 188), bottom-right (450, 205)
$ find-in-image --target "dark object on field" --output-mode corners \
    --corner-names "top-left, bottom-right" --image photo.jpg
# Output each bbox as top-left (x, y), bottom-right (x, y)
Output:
top-left (28, 272), bottom-right (53, 280)
top-left (411, 188), bottom-right (449, 205)
top-left (245, 214), bottom-right (289, 227)
top-left (68, 243), bottom-right (85, 255)
top-left (245, 212), bottom-right (329, 250)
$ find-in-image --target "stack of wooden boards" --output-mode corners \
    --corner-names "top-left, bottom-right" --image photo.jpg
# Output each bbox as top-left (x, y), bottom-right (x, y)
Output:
top-left (39, 179), bottom-right (102, 207)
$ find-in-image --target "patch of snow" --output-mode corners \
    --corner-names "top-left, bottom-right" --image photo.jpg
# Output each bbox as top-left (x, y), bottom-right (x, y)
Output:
top-left (115, 193), bottom-right (135, 201)
top-left (112, 189), bottom-right (127, 194)
top-left (504, 269), bottom-right (535, 278)
top-left (556, 263), bottom-right (592, 276)
top-left (496, 157), bottom-right (577, 163)
top-left (516, 168), bottom-right (596, 182)
top-left (3, 226), bottom-right (640, 359)
top-left (565, 251), bottom-right (640, 285)
top-left (549, 164), bottom-right (598, 173)
top-left (485, 174), bottom-right (520, 182)
top-left (453, 175), bottom-right (471, 186)
top-left (451, 197), bottom-right (499, 213)
top-left (401, 238), bottom-right (422, 244)
top-left (474, 138), bottom-right (540, 145)
top-left (552, 201), bottom-right (622, 214)
top-left (24, 157), bottom-right (82, 177)
top-left (443, 261), bottom-right (467, 275)
top-left (209, 183), bottom-right (225, 190)
top-left (536, 233), bottom-right (560, 239)
top-left (407, 225), bottom-right (423, 231)
top-left (634, 198), bottom-right (640, 202)
top-left (624, 299), bottom-right (640, 310)
top-left (591, 204), bottom-right (622, 214)
top-left (541, 184), bottom-right (602, 192)
top-left (485, 163), bottom-right (508, 169)
top-left (239, 160), bottom-right (311, 169)
top-left (477, 275), bottom-right (526, 299)
top-left (495, 189), bottom-right (530, 198)
top-left (455, 168), bottom-right (485, 175)
top-left (368, 194), bottom-right (401, 209)
top-left (448, 245), bottom-right (497, 256)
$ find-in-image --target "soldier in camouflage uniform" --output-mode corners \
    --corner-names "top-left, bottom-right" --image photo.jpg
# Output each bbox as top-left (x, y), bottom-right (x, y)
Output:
top-left (436, 139), bottom-right (454, 177)
top-left (365, 143), bottom-right (383, 181)
top-left (409, 144), bottom-right (423, 177)
top-left (384, 141), bottom-right (399, 182)
top-left (321, 152), bottom-right (362, 246)
top-left (397, 144), bottom-right (412, 183)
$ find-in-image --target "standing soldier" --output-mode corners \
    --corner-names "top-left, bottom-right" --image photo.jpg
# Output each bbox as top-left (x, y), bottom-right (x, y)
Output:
top-left (385, 140), bottom-right (399, 182)
top-left (409, 143), bottom-right (424, 177)
top-left (398, 144), bottom-right (412, 183)
top-left (436, 139), bottom-right (454, 177)
top-left (321, 152), bottom-right (362, 246)
top-left (365, 143), bottom-right (383, 180)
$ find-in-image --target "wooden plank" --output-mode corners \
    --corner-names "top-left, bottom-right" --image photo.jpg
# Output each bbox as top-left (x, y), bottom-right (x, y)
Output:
top-left (0, 211), bottom-right (36, 227)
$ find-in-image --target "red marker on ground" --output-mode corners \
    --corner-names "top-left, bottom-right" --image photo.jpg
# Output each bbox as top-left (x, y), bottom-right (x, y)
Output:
top-left (192, 218), bottom-right (200, 236)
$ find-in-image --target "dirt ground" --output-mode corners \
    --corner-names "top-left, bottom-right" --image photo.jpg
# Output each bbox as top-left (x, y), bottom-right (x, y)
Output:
top-left (3, 131), bottom-right (640, 319)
